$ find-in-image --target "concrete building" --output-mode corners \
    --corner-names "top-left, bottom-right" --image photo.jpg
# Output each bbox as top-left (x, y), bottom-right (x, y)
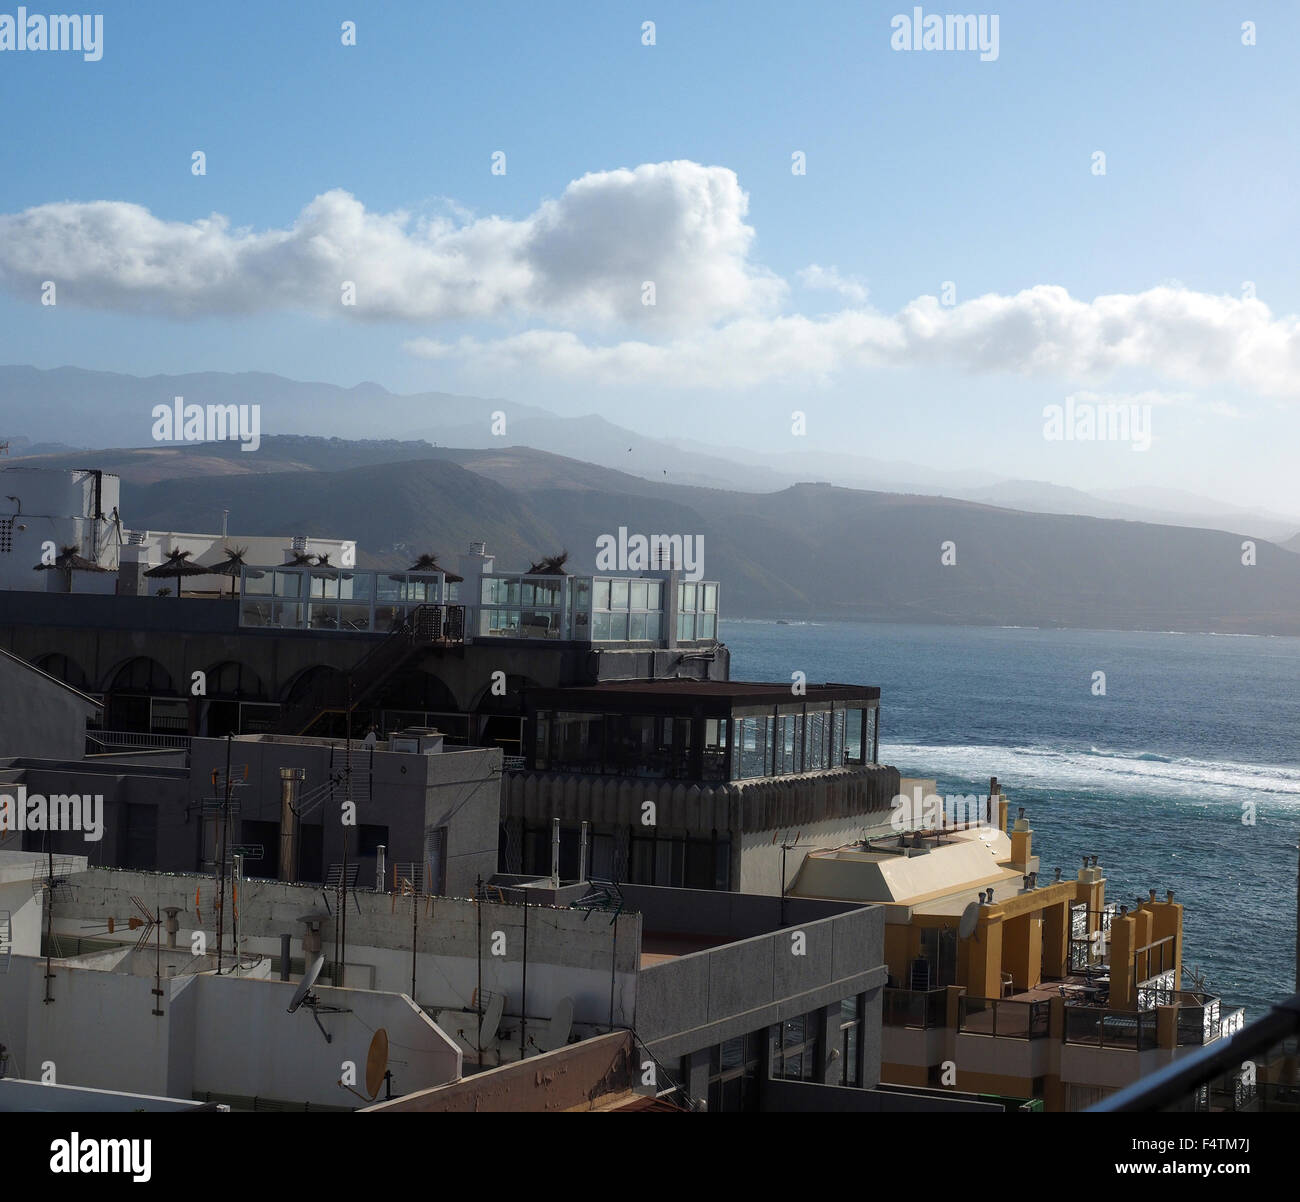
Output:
top-left (0, 468), bottom-right (122, 592)
top-left (502, 681), bottom-right (924, 894)
top-left (0, 647), bottom-right (100, 760)
top-left (2, 730), bottom-right (501, 893)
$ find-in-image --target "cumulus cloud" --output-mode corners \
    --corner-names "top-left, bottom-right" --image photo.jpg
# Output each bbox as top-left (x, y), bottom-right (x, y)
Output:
top-left (797, 263), bottom-right (868, 303)
top-left (408, 285), bottom-right (1300, 396)
top-left (0, 162), bottom-right (781, 328)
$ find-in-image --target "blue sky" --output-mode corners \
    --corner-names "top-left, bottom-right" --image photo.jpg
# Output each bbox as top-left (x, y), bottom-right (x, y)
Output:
top-left (2, 1), bottom-right (1299, 509)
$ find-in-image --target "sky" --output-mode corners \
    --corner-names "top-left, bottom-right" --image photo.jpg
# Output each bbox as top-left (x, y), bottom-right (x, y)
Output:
top-left (1, 1), bottom-right (1299, 510)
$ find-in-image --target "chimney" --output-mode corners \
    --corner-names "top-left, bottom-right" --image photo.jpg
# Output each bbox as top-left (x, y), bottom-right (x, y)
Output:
top-left (279, 767), bottom-right (305, 882)
top-left (163, 907), bottom-right (180, 949)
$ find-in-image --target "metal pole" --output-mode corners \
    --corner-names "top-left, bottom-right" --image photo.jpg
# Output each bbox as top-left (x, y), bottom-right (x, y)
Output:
top-left (476, 875), bottom-right (484, 1063)
top-left (609, 914), bottom-right (617, 1030)
top-left (216, 734), bottom-right (232, 975)
top-left (520, 898), bottom-right (529, 1060)
top-left (340, 676), bottom-right (352, 987)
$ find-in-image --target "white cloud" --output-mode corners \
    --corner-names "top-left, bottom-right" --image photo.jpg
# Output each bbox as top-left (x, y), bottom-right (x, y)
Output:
top-left (409, 284), bottom-right (1300, 396)
top-left (797, 263), bottom-right (868, 303)
top-left (0, 162), bottom-right (782, 329)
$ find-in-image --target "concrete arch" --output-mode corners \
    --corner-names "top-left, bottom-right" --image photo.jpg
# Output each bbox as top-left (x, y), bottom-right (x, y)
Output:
top-left (33, 651), bottom-right (90, 691)
top-left (202, 659), bottom-right (267, 700)
top-left (102, 654), bottom-right (175, 695)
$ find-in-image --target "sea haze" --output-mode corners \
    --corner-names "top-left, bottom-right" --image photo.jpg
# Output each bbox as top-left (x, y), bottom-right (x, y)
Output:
top-left (724, 620), bottom-right (1300, 1017)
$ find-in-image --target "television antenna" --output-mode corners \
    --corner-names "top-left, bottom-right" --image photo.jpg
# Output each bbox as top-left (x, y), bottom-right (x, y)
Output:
top-left (32, 849), bottom-right (77, 1005)
top-left (391, 861), bottom-right (433, 1002)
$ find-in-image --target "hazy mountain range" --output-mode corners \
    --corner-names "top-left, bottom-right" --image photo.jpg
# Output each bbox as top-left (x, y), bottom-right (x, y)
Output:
top-left (4, 365), bottom-right (1299, 542)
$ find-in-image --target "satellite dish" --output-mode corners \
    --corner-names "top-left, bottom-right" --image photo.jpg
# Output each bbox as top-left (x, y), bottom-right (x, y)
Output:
top-left (365, 1028), bottom-right (389, 1099)
top-left (958, 901), bottom-right (980, 940)
top-left (479, 992), bottom-right (506, 1048)
top-left (288, 954), bottom-right (325, 1013)
top-left (536, 996), bottom-right (573, 1051)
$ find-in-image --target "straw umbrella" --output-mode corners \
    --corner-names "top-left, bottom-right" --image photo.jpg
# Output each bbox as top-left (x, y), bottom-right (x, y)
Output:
top-left (526, 550), bottom-right (569, 575)
top-left (34, 544), bottom-right (111, 594)
top-left (209, 545), bottom-right (264, 598)
top-left (144, 548), bottom-right (209, 600)
top-left (405, 552), bottom-right (463, 583)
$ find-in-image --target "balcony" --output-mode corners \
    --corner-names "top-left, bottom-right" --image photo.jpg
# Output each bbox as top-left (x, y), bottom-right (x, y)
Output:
top-left (883, 987), bottom-right (947, 1030)
top-left (958, 996), bottom-right (1050, 1040)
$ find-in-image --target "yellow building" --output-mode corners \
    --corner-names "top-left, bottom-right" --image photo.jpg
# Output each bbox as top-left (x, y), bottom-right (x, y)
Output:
top-left (788, 783), bottom-right (1239, 1111)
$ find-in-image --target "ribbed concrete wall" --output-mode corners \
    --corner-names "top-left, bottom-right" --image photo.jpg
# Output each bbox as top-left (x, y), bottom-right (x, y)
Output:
top-left (503, 762), bottom-right (900, 834)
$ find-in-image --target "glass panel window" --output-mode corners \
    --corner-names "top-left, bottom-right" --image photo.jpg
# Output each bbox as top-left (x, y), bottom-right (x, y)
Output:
top-left (609, 611), bottom-right (629, 640)
top-left (699, 613), bottom-right (716, 639)
top-left (611, 580), bottom-right (629, 609)
top-left (629, 612), bottom-right (648, 640)
top-left (677, 613), bottom-right (695, 641)
top-left (629, 580), bottom-right (648, 610)
top-left (593, 579), bottom-right (611, 610)
top-left (702, 584), bottom-right (717, 612)
top-left (680, 582), bottom-right (698, 612)
top-left (646, 613), bottom-right (661, 641)
top-left (646, 580), bottom-right (662, 610)
top-left (593, 611), bottom-right (611, 640)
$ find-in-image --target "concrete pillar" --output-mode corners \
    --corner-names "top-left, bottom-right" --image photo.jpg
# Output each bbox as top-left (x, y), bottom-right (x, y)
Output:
top-left (1003, 911), bottom-right (1042, 992)
top-left (968, 915), bottom-right (1004, 999)
top-left (1042, 900), bottom-right (1069, 979)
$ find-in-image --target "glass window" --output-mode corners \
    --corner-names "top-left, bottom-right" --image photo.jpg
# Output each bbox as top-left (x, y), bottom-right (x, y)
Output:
top-left (629, 612), bottom-right (647, 640)
top-left (702, 583), bottom-right (717, 612)
top-left (610, 611), bottom-right (629, 640)
top-left (593, 611), bottom-right (611, 640)
top-left (677, 613), bottom-right (695, 641)
top-left (611, 579), bottom-right (629, 609)
top-left (573, 577), bottom-right (591, 613)
top-left (646, 580), bottom-right (662, 610)
top-left (630, 580), bottom-right (648, 610)
top-left (593, 579), bottom-right (611, 610)
top-left (646, 613), bottom-right (661, 641)
top-left (699, 613), bottom-right (716, 639)
top-left (680, 582), bottom-right (697, 612)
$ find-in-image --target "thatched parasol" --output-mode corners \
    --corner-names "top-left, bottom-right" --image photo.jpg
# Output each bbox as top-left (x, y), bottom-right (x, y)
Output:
top-left (144, 548), bottom-right (209, 600)
top-left (526, 550), bottom-right (569, 576)
top-left (34, 544), bottom-right (110, 593)
top-left (209, 545), bottom-right (264, 597)
top-left (393, 552), bottom-right (463, 584)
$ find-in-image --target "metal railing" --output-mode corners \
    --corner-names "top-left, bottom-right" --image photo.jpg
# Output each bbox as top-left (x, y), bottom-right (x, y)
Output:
top-left (86, 730), bottom-right (192, 753)
top-left (1092, 994), bottom-right (1300, 1112)
top-left (1064, 1004), bottom-right (1158, 1050)
top-left (957, 997), bottom-right (1051, 1040)
top-left (882, 987), bottom-right (948, 1029)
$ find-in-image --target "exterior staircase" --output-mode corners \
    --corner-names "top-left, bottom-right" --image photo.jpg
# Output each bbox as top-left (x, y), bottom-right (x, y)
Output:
top-left (275, 604), bottom-right (464, 736)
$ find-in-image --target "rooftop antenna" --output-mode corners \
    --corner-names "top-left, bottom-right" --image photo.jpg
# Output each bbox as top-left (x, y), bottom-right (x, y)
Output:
top-left (32, 846), bottom-right (76, 1005)
top-left (391, 860), bottom-right (433, 1002)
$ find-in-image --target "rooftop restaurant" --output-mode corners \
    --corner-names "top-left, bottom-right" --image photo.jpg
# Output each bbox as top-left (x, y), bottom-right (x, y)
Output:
top-left (236, 564), bottom-right (720, 646)
top-left (520, 681), bottom-right (881, 781)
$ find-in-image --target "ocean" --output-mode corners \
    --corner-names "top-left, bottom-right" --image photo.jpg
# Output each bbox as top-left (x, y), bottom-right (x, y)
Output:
top-left (722, 619), bottom-right (1300, 1017)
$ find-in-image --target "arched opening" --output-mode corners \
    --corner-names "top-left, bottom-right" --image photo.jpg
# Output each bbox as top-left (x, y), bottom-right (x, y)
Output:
top-left (103, 656), bottom-right (180, 734)
top-left (199, 660), bottom-right (269, 737)
top-left (34, 652), bottom-right (90, 692)
top-left (369, 668), bottom-right (464, 742)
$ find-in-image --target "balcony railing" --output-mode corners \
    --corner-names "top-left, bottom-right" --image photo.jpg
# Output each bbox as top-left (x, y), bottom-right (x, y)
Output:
top-left (958, 997), bottom-right (1051, 1040)
top-left (1092, 994), bottom-right (1300, 1112)
top-left (883, 987), bottom-right (948, 1030)
top-left (1064, 1004), bottom-right (1158, 1050)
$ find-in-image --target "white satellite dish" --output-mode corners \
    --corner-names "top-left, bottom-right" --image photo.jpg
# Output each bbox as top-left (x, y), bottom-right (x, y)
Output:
top-left (478, 991), bottom-right (506, 1047)
top-left (958, 901), bottom-right (980, 941)
top-left (536, 996), bottom-right (573, 1051)
top-left (288, 954), bottom-right (325, 1013)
